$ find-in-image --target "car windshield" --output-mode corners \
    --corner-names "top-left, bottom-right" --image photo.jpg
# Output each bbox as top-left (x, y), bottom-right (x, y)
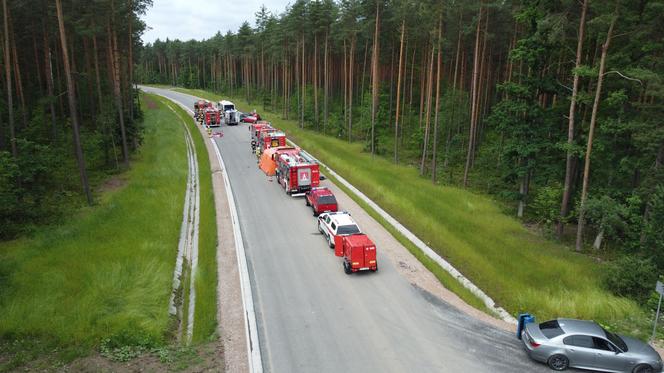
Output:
top-left (604, 329), bottom-right (628, 352)
top-left (319, 196), bottom-right (337, 205)
top-left (539, 320), bottom-right (564, 339)
top-left (337, 224), bottom-right (360, 235)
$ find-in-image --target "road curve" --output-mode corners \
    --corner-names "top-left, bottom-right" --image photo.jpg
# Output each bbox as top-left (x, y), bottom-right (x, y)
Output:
top-left (141, 86), bottom-right (574, 373)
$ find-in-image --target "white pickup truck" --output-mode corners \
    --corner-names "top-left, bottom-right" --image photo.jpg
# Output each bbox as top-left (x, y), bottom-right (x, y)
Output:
top-left (317, 211), bottom-right (361, 248)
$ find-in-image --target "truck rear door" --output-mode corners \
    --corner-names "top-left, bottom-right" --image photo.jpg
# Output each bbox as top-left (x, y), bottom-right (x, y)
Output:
top-left (364, 244), bottom-right (376, 269)
top-left (297, 167), bottom-right (312, 188)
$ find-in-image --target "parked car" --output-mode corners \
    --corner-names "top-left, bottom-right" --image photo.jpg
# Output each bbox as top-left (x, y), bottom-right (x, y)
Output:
top-left (317, 211), bottom-right (360, 248)
top-left (522, 318), bottom-right (662, 373)
top-left (240, 110), bottom-right (261, 123)
top-left (305, 187), bottom-right (338, 216)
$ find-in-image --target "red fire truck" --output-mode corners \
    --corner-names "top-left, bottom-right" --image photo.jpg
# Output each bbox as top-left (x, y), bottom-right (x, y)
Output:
top-left (203, 107), bottom-right (221, 127)
top-left (251, 124), bottom-right (278, 152)
top-left (194, 100), bottom-right (212, 122)
top-left (275, 151), bottom-right (320, 195)
top-left (258, 130), bottom-right (287, 154)
top-left (334, 234), bottom-right (378, 274)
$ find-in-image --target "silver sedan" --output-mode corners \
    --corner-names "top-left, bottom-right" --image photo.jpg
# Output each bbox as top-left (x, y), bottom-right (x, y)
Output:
top-left (522, 318), bottom-right (662, 372)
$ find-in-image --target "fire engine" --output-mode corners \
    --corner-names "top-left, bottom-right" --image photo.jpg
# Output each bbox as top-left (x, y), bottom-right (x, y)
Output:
top-left (251, 124), bottom-right (277, 152)
top-left (259, 146), bottom-right (300, 176)
top-left (275, 151), bottom-right (320, 195)
top-left (305, 187), bottom-right (338, 216)
top-left (194, 100), bottom-right (213, 122)
top-left (258, 130), bottom-right (286, 155)
top-left (203, 107), bottom-right (221, 127)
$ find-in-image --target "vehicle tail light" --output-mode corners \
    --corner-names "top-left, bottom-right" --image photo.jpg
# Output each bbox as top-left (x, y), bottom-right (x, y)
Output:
top-left (529, 340), bottom-right (540, 348)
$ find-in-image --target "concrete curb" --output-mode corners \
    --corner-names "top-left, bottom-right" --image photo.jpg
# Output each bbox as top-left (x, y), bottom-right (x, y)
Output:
top-left (287, 138), bottom-right (517, 324)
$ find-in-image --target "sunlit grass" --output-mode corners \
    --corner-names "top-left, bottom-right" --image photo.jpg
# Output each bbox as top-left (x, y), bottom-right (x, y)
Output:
top-left (0, 93), bottom-right (215, 355)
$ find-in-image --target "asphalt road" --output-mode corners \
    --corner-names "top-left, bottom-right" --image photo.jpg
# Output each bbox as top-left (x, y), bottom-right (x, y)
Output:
top-left (141, 86), bottom-right (577, 373)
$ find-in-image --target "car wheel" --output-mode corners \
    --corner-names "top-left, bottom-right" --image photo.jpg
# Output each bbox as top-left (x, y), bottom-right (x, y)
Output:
top-left (305, 198), bottom-right (310, 206)
top-left (327, 234), bottom-right (334, 248)
top-left (633, 364), bottom-right (654, 373)
top-left (547, 354), bottom-right (569, 371)
top-left (318, 222), bottom-right (323, 234)
top-left (312, 207), bottom-right (317, 217)
top-left (343, 261), bottom-right (352, 275)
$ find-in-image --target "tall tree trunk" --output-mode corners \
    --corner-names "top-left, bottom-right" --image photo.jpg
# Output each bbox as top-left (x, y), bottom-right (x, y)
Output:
top-left (463, 4), bottom-right (483, 187)
top-left (301, 35), bottom-right (305, 128)
top-left (575, 10), bottom-right (617, 251)
top-left (420, 44), bottom-right (435, 175)
top-left (370, 1), bottom-right (381, 156)
top-left (108, 13), bottom-right (129, 167)
top-left (43, 22), bottom-right (57, 139)
top-left (394, 20), bottom-right (405, 164)
top-left (9, 19), bottom-right (26, 129)
top-left (348, 37), bottom-right (355, 142)
top-left (313, 33), bottom-right (318, 127)
top-left (127, 0), bottom-right (134, 121)
top-left (2, 0), bottom-right (15, 158)
top-left (55, 0), bottom-right (92, 205)
top-left (432, 16), bottom-right (443, 183)
top-left (323, 32), bottom-right (329, 132)
top-left (558, 0), bottom-right (588, 238)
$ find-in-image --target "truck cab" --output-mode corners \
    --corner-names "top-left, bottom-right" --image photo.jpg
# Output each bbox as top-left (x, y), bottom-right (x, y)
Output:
top-left (334, 234), bottom-right (378, 274)
top-left (218, 100), bottom-right (239, 125)
top-left (317, 211), bottom-right (360, 248)
top-left (305, 187), bottom-right (338, 216)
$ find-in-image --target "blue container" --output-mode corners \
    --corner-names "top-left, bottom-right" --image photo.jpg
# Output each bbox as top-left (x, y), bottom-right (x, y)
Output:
top-left (516, 313), bottom-right (536, 339)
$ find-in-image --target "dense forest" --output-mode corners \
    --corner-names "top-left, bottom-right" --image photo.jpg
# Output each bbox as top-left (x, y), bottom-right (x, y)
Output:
top-left (137, 0), bottom-right (664, 302)
top-left (0, 0), bottom-right (150, 238)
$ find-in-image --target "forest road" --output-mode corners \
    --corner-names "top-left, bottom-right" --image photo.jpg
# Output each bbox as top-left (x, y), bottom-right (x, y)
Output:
top-left (141, 86), bottom-right (578, 373)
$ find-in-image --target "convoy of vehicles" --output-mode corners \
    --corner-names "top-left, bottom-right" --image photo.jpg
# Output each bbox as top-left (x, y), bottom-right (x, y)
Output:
top-left (200, 98), bottom-right (378, 274)
top-left (196, 96), bottom-right (662, 370)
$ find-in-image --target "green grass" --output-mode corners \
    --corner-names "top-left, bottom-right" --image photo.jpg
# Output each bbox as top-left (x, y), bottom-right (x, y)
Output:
top-left (155, 97), bottom-right (218, 343)
top-left (173, 87), bottom-right (648, 335)
top-left (0, 94), bottom-right (188, 354)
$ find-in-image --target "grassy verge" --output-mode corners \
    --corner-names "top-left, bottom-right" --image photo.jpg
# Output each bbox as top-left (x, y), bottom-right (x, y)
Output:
top-left (172, 87), bottom-right (648, 336)
top-left (155, 96), bottom-right (218, 343)
top-left (0, 94), bottom-right (187, 366)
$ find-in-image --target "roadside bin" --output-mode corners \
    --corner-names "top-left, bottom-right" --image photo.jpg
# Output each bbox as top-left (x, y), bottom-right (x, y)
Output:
top-left (516, 313), bottom-right (536, 339)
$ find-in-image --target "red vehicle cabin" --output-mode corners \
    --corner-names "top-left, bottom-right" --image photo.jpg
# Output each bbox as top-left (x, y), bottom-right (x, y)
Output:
top-left (250, 122), bottom-right (272, 149)
top-left (204, 107), bottom-right (221, 127)
top-left (259, 131), bottom-right (286, 153)
top-left (276, 152), bottom-right (320, 195)
top-left (305, 187), bottom-right (338, 216)
top-left (334, 234), bottom-right (378, 274)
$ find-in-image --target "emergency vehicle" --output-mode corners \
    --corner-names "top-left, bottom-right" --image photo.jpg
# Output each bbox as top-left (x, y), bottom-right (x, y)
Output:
top-left (258, 130), bottom-right (287, 154)
top-left (305, 187), bottom-right (338, 216)
top-left (276, 151), bottom-right (320, 195)
top-left (334, 234), bottom-right (378, 274)
top-left (317, 211), bottom-right (361, 248)
top-left (203, 107), bottom-right (221, 127)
